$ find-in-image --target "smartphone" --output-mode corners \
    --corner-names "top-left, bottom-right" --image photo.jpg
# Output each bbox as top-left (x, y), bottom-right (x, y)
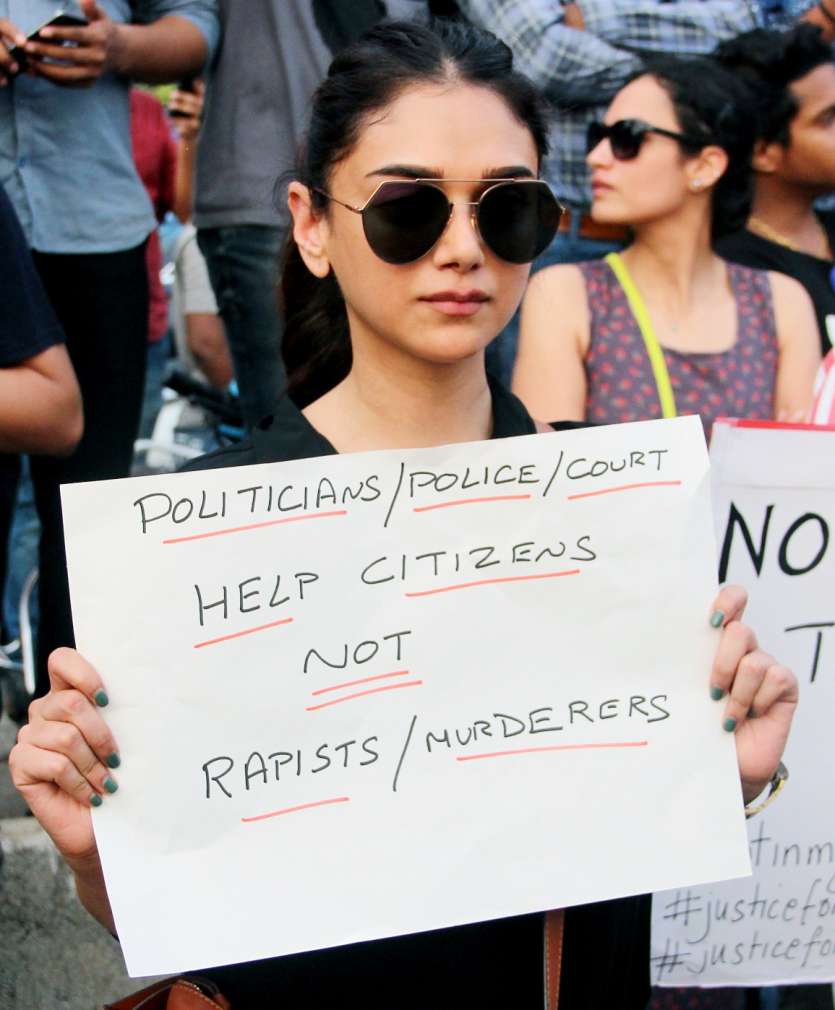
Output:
top-left (168, 77), bottom-right (197, 118)
top-left (9, 10), bottom-right (88, 73)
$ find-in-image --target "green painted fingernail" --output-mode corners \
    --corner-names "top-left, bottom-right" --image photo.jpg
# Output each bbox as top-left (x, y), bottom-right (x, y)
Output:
top-left (723, 716), bottom-right (737, 733)
top-left (709, 610), bottom-right (725, 629)
top-left (710, 686), bottom-right (725, 701)
top-left (94, 690), bottom-right (109, 707)
top-left (90, 793), bottom-right (103, 808)
top-left (103, 777), bottom-right (118, 794)
top-left (106, 753), bottom-right (121, 769)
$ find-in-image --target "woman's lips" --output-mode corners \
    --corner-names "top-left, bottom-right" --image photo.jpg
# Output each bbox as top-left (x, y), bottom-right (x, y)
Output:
top-left (420, 291), bottom-right (490, 317)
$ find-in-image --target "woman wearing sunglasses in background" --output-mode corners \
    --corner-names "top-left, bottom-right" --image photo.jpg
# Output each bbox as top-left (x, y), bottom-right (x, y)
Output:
top-left (10, 23), bottom-right (799, 1010)
top-left (512, 57), bottom-right (820, 441)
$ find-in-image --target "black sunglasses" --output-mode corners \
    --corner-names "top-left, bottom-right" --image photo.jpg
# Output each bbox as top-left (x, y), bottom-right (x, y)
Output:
top-left (313, 178), bottom-right (563, 265)
top-left (586, 119), bottom-right (708, 161)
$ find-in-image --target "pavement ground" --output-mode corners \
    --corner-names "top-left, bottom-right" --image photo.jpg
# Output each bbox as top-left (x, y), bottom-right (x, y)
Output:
top-left (0, 710), bottom-right (158, 1009)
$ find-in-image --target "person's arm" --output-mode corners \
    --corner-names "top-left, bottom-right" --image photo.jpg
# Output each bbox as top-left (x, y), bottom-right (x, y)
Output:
top-left (0, 345), bottom-right (82, 455)
top-left (0, 187), bottom-right (82, 454)
top-left (25, 0), bottom-right (219, 88)
top-left (512, 265), bottom-right (590, 422)
top-left (186, 315), bottom-right (233, 389)
top-left (454, 0), bottom-right (642, 106)
top-left (168, 81), bottom-right (205, 223)
top-left (769, 271), bottom-right (821, 422)
top-left (576, 0), bottom-right (761, 51)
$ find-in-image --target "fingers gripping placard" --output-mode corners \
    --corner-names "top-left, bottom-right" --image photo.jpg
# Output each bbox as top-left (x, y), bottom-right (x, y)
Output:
top-left (61, 416), bottom-right (749, 977)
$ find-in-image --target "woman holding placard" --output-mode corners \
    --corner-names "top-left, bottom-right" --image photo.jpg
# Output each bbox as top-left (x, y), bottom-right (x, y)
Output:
top-left (512, 57), bottom-right (820, 440)
top-left (10, 19), bottom-right (799, 1010)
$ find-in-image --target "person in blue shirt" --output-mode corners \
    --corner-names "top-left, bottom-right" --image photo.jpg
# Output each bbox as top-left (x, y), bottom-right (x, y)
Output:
top-left (0, 0), bottom-right (219, 700)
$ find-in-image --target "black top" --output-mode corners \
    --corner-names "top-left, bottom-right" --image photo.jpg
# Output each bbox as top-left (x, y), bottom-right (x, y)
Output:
top-left (182, 380), bottom-right (651, 1010)
top-left (717, 212), bottom-right (835, 355)
top-left (0, 185), bottom-right (65, 367)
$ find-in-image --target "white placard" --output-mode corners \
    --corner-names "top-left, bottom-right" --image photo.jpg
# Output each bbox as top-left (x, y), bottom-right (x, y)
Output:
top-left (652, 420), bottom-right (835, 987)
top-left (61, 415), bottom-right (750, 977)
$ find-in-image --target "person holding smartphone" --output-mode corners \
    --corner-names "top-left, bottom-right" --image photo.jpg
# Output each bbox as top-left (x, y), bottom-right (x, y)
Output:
top-left (0, 0), bottom-right (220, 702)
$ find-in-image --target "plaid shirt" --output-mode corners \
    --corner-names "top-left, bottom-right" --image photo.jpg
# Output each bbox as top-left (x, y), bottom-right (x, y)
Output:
top-left (456, 0), bottom-right (763, 209)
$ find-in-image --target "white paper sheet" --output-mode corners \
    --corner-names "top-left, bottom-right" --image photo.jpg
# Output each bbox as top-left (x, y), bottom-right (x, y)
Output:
top-left (61, 415), bottom-right (749, 977)
top-left (652, 420), bottom-right (835, 987)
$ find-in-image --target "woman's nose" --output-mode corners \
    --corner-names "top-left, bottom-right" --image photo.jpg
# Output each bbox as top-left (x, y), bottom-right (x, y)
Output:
top-left (431, 202), bottom-right (485, 270)
top-left (586, 139), bottom-right (612, 169)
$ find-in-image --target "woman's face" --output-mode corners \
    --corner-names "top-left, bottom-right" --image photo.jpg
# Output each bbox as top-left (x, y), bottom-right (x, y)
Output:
top-left (588, 75), bottom-right (701, 227)
top-left (295, 82), bottom-right (539, 367)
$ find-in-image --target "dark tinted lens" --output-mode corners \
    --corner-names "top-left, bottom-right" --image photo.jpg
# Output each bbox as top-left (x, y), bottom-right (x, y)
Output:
top-left (362, 182), bottom-right (451, 264)
top-left (586, 121), bottom-right (606, 155)
top-left (477, 182), bottom-right (561, 264)
top-left (608, 121), bottom-right (645, 160)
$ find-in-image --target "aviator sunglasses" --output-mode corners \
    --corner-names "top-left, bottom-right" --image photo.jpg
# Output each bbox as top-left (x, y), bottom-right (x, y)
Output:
top-left (586, 118), bottom-right (708, 161)
top-left (313, 178), bottom-right (563, 265)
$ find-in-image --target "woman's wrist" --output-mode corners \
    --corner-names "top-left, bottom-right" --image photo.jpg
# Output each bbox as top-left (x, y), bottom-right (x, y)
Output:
top-left (819, 0), bottom-right (835, 24)
top-left (742, 761), bottom-right (788, 816)
top-left (67, 850), bottom-right (115, 932)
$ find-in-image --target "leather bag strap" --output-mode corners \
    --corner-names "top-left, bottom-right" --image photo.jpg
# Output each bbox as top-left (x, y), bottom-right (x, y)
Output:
top-left (544, 909), bottom-right (565, 1010)
top-left (105, 977), bottom-right (230, 1010)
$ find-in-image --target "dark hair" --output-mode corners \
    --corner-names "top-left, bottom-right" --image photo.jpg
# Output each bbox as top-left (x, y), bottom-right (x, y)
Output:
top-left (632, 55), bottom-right (758, 241)
top-left (280, 18), bottom-right (550, 408)
top-left (714, 25), bottom-right (832, 146)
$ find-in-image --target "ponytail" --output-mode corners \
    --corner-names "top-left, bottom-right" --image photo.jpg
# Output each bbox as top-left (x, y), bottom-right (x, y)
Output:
top-left (280, 231), bottom-right (351, 409)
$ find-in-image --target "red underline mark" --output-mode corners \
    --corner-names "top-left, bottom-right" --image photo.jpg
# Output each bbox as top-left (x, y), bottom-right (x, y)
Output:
top-left (241, 796), bottom-right (350, 823)
top-left (311, 669), bottom-right (411, 696)
top-left (194, 616), bottom-right (294, 649)
top-left (413, 494), bottom-right (532, 513)
top-left (567, 480), bottom-right (682, 501)
top-left (457, 740), bottom-right (649, 762)
top-left (405, 569), bottom-right (580, 598)
top-left (306, 680), bottom-right (423, 711)
top-left (163, 510), bottom-right (348, 544)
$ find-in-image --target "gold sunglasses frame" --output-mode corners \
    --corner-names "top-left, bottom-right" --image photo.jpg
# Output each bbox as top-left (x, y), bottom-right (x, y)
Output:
top-left (311, 178), bottom-right (564, 261)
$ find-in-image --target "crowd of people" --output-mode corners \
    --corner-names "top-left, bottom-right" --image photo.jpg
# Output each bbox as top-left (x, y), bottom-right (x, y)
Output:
top-left (1, 1), bottom-right (834, 1008)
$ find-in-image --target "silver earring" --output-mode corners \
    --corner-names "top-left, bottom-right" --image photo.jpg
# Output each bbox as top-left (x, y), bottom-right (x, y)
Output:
top-left (691, 179), bottom-right (704, 191)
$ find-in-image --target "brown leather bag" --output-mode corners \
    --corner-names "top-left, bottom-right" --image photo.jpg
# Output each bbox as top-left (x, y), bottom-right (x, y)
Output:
top-left (105, 976), bottom-right (231, 1010)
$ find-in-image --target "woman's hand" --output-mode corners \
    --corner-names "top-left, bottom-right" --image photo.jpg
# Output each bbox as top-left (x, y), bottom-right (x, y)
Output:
top-left (8, 647), bottom-right (119, 873)
top-left (708, 585), bottom-right (798, 805)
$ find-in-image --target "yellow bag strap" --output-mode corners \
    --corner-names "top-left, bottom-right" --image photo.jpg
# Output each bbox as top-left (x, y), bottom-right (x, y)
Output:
top-left (604, 252), bottom-right (677, 419)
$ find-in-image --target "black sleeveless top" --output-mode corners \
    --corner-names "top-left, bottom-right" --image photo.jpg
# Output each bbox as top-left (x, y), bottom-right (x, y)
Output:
top-left (181, 379), bottom-right (651, 1010)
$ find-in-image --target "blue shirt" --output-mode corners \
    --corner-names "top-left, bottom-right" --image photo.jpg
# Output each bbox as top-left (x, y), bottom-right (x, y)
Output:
top-left (0, 0), bottom-right (219, 253)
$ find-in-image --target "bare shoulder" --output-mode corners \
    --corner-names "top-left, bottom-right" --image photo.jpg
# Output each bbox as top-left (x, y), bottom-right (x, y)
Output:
top-left (525, 263), bottom-right (587, 304)
top-left (521, 263), bottom-right (590, 352)
top-left (766, 270), bottom-right (812, 311)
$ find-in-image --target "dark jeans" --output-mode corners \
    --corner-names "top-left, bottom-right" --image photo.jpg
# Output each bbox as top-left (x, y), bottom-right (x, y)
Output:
top-left (197, 225), bottom-right (286, 428)
top-left (486, 224), bottom-right (627, 387)
top-left (31, 243), bottom-right (149, 697)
